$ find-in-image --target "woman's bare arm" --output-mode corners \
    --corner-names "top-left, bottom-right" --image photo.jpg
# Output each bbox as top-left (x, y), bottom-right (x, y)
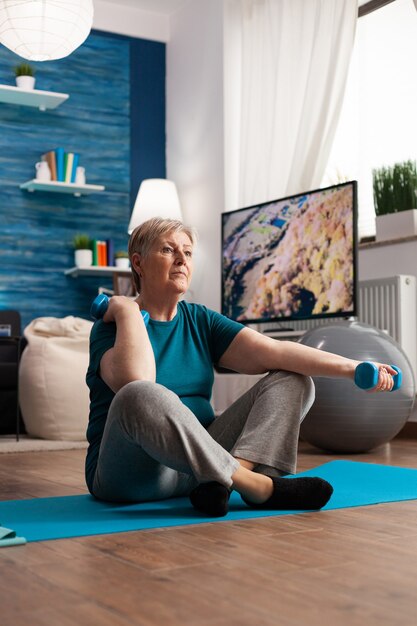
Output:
top-left (99, 296), bottom-right (156, 393)
top-left (219, 327), bottom-right (396, 391)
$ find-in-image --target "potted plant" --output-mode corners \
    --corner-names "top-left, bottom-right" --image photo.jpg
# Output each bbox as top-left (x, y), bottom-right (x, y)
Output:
top-left (373, 160), bottom-right (417, 242)
top-left (73, 234), bottom-right (92, 268)
top-left (14, 63), bottom-right (36, 90)
top-left (114, 250), bottom-right (130, 269)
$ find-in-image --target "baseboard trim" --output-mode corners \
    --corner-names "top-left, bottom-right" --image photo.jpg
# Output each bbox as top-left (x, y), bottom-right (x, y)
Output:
top-left (395, 422), bottom-right (417, 439)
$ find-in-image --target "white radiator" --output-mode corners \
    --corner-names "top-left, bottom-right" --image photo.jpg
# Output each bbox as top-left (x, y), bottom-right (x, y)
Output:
top-left (358, 275), bottom-right (416, 379)
top-left (260, 275), bottom-right (417, 380)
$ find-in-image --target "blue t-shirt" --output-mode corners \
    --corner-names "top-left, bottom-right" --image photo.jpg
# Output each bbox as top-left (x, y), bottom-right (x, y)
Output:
top-left (85, 301), bottom-right (244, 491)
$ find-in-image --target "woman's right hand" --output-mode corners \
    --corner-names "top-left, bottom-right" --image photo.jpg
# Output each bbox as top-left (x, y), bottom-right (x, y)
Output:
top-left (102, 296), bottom-right (140, 324)
top-left (99, 296), bottom-right (155, 391)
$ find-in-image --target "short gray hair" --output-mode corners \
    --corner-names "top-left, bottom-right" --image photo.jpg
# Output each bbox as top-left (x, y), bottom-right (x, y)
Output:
top-left (128, 217), bottom-right (197, 293)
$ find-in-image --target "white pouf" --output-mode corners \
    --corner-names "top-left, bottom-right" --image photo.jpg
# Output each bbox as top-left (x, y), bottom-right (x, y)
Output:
top-left (19, 316), bottom-right (93, 440)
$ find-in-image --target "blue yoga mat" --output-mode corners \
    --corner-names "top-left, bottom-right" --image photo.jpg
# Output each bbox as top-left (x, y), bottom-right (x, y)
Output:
top-left (1, 460), bottom-right (417, 544)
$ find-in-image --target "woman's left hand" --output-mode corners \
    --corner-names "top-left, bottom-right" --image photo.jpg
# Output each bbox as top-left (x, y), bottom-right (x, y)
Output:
top-left (369, 363), bottom-right (399, 392)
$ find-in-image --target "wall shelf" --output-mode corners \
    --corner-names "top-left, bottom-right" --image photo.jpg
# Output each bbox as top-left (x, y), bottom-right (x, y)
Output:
top-left (20, 180), bottom-right (105, 197)
top-left (65, 266), bottom-right (131, 278)
top-left (0, 84), bottom-right (69, 111)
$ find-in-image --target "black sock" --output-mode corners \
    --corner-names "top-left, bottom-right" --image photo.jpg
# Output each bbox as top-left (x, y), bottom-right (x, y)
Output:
top-left (189, 482), bottom-right (231, 517)
top-left (242, 476), bottom-right (333, 510)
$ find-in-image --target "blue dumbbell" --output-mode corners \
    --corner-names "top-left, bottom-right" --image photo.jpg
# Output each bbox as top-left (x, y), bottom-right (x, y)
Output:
top-left (354, 361), bottom-right (402, 391)
top-left (90, 293), bottom-right (149, 326)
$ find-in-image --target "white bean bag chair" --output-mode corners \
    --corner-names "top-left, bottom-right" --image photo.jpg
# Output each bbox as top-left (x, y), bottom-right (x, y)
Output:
top-left (19, 316), bottom-right (93, 440)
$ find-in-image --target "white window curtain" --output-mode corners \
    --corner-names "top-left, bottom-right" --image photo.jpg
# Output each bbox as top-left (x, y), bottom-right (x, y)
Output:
top-left (224, 0), bottom-right (358, 211)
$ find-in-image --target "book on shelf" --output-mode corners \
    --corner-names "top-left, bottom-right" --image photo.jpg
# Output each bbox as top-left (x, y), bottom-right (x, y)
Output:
top-left (100, 241), bottom-right (108, 266)
top-left (55, 147), bottom-right (65, 182)
top-left (41, 151), bottom-right (57, 180)
top-left (106, 238), bottom-right (115, 267)
top-left (97, 241), bottom-right (103, 266)
top-left (52, 149), bottom-right (81, 184)
top-left (71, 153), bottom-right (79, 183)
top-left (92, 239), bottom-right (99, 266)
top-left (91, 240), bottom-right (108, 267)
top-left (64, 153), bottom-right (74, 183)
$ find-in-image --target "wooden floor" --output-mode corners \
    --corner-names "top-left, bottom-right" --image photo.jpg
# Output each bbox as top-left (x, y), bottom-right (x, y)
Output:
top-left (1, 439), bottom-right (417, 626)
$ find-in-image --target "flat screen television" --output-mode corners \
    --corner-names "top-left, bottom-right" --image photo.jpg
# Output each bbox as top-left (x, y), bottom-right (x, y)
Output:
top-left (221, 180), bottom-right (358, 325)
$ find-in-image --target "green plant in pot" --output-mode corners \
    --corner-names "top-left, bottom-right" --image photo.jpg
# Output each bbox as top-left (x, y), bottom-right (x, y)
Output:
top-left (114, 250), bottom-right (130, 269)
top-left (72, 234), bottom-right (92, 268)
top-left (14, 63), bottom-right (36, 90)
top-left (373, 160), bottom-right (417, 242)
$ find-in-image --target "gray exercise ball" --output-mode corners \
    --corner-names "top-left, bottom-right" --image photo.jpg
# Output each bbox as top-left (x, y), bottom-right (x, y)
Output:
top-left (299, 321), bottom-right (415, 453)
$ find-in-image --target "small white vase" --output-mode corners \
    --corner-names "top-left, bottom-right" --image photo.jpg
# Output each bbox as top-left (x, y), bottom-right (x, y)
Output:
top-left (35, 161), bottom-right (51, 182)
top-left (16, 76), bottom-right (36, 90)
top-left (75, 166), bottom-right (86, 185)
top-left (75, 249), bottom-right (93, 268)
top-left (115, 258), bottom-right (130, 269)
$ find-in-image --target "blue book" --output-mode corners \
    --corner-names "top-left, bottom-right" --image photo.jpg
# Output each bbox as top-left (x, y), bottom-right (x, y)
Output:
top-left (106, 238), bottom-right (115, 266)
top-left (71, 153), bottom-right (79, 183)
top-left (55, 147), bottom-right (65, 182)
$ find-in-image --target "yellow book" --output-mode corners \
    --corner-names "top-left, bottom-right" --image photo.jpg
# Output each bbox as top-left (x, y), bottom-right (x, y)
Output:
top-left (65, 153), bottom-right (74, 183)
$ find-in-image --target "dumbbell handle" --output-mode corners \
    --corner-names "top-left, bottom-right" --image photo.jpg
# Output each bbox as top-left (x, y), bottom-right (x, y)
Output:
top-left (354, 361), bottom-right (402, 391)
top-left (90, 293), bottom-right (149, 326)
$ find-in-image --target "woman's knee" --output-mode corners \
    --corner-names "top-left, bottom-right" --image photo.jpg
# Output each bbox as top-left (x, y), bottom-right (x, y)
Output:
top-left (264, 370), bottom-right (315, 411)
top-left (284, 372), bottom-right (315, 420)
top-left (266, 369), bottom-right (314, 393)
top-left (299, 374), bottom-right (315, 411)
top-left (109, 379), bottom-right (175, 427)
top-left (112, 378), bottom-right (156, 406)
top-left (294, 372), bottom-right (315, 402)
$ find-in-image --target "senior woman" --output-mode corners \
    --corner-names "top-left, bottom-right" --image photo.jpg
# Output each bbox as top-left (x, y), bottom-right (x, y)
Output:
top-left (86, 217), bottom-right (396, 517)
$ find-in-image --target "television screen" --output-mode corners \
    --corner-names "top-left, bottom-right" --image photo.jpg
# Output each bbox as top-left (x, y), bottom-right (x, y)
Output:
top-left (221, 181), bottom-right (358, 324)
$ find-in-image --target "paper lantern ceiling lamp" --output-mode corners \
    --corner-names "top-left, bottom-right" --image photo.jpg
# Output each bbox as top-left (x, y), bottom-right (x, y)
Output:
top-left (0, 0), bottom-right (94, 61)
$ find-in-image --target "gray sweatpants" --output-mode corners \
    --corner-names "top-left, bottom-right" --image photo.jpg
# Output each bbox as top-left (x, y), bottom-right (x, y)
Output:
top-left (92, 370), bottom-right (315, 503)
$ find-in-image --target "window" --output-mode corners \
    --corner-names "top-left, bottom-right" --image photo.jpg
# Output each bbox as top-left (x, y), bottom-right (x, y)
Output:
top-left (322, 0), bottom-right (417, 239)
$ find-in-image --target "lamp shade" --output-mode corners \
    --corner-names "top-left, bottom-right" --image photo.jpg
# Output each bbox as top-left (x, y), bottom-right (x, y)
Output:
top-left (128, 179), bottom-right (183, 234)
top-left (0, 0), bottom-right (93, 61)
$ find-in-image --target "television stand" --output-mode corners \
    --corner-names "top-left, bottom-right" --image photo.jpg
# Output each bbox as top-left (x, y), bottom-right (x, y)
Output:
top-left (263, 327), bottom-right (294, 332)
top-left (263, 329), bottom-right (305, 340)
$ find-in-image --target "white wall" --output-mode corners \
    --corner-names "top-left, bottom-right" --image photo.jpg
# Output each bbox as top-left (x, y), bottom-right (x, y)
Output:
top-left (166, 0), bottom-right (225, 311)
top-left (93, 0), bottom-right (225, 310)
top-left (93, 0), bottom-right (169, 41)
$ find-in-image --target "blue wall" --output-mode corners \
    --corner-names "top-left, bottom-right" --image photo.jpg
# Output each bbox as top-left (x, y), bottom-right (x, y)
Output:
top-left (0, 31), bottom-right (165, 329)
